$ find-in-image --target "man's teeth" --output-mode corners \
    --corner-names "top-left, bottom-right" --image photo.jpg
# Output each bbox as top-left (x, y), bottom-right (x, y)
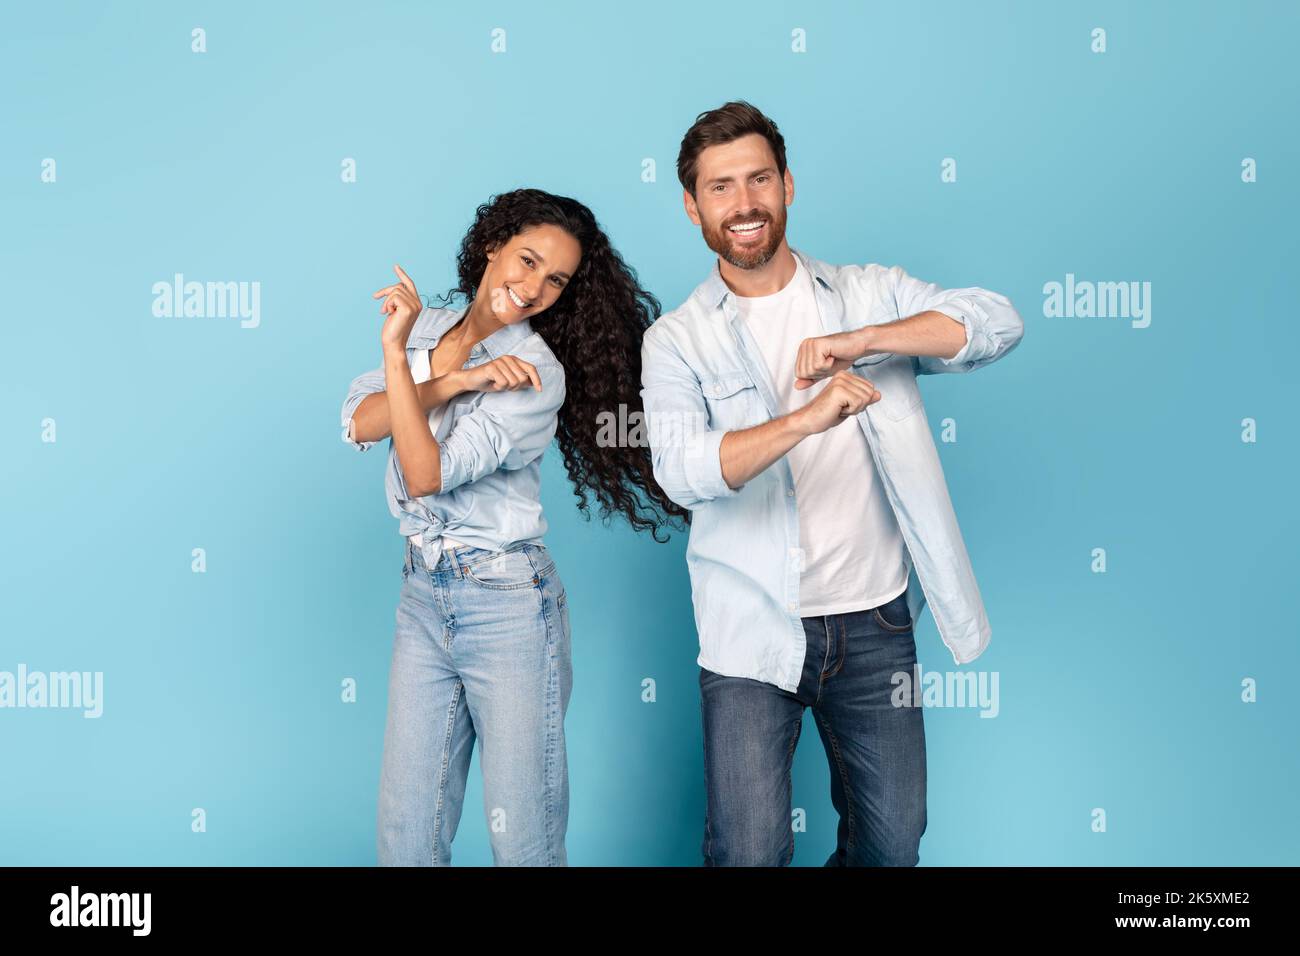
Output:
top-left (507, 287), bottom-right (528, 308)
top-left (729, 221), bottom-right (765, 233)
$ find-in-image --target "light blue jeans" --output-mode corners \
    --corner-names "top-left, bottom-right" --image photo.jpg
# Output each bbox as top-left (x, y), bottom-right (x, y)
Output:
top-left (377, 538), bottom-right (572, 866)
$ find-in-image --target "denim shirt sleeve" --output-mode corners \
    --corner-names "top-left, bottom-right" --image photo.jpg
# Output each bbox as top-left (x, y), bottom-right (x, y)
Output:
top-left (340, 362), bottom-right (389, 452)
top-left (436, 359), bottom-right (566, 495)
top-left (640, 325), bottom-right (744, 510)
top-left (886, 265), bottom-right (1025, 376)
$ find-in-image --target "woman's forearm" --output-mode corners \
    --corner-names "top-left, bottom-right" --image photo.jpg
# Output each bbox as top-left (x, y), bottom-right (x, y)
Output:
top-left (349, 369), bottom-right (466, 445)
top-left (384, 349), bottom-right (448, 497)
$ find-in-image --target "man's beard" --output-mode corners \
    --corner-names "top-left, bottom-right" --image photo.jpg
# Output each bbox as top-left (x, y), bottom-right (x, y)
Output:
top-left (702, 204), bottom-right (787, 270)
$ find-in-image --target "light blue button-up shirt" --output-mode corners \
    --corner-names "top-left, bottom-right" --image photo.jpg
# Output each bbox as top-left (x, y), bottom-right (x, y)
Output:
top-left (341, 305), bottom-right (566, 566)
top-left (640, 248), bottom-right (1024, 692)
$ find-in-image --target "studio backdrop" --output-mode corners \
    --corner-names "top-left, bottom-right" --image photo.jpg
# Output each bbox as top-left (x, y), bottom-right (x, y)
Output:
top-left (2, 0), bottom-right (1296, 865)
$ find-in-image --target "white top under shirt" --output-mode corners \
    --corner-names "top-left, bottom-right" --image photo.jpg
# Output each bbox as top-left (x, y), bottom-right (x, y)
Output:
top-left (732, 255), bottom-right (910, 617)
top-left (406, 346), bottom-right (467, 552)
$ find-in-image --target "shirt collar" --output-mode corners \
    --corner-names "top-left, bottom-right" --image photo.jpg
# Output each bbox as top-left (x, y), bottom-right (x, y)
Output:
top-left (693, 246), bottom-right (833, 313)
top-left (407, 304), bottom-right (534, 360)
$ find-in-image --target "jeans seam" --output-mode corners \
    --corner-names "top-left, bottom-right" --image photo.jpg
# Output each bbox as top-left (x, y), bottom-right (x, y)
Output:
top-left (542, 576), bottom-right (560, 867)
top-left (700, 672), bottom-right (714, 866)
top-left (813, 617), bottom-right (829, 706)
top-left (436, 577), bottom-right (455, 650)
top-left (523, 543), bottom-right (556, 582)
top-left (432, 679), bottom-right (464, 866)
top-left (824, 615), bottom-right (848, 680)
top-left (783, 714), bottom-right (800, 866)
top-left (815, 707), bottom-right (857, 858)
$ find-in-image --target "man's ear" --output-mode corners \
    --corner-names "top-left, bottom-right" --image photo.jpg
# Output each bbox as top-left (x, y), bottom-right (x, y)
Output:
top-left (683, 188), bottom-right (702, 226)
top-left (783, 168), bottom-right (795, 207)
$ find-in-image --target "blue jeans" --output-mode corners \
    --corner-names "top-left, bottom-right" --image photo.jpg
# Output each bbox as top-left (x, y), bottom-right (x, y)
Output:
top-left (699, 590), bottom-right (927, 866)
top-left (377, 538), bottom-right (571, 866)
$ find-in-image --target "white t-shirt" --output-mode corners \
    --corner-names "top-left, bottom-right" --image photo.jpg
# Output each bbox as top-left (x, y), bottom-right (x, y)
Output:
top-left (732, 255), bottom-right (909, 617)
top-left (406, 347), bottom-right (467, 552)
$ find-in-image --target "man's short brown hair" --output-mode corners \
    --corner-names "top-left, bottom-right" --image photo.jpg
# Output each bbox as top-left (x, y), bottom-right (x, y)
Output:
top-left (676, 100), bottom-right (788, 198)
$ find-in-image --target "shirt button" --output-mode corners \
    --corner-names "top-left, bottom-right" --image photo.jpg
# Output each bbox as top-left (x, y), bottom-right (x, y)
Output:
top-left (787, 489), bottom-right (795, 497)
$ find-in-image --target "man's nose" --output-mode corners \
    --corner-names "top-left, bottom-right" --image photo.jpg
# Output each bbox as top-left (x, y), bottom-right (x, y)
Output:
top-left (733, 188), bottom-right (761, 217)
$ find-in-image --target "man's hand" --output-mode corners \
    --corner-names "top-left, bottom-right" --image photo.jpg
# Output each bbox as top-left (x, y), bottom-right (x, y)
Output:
top-left (794, 326), bottom-right (875, 389)
top-left (791, 370), bottom-right (881, 434)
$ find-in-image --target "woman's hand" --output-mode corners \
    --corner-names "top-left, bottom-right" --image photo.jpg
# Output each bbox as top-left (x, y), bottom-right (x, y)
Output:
top-left (373, 264), bottom-right (423, 353)
top-left (459, 356), bottom-right (542, 393)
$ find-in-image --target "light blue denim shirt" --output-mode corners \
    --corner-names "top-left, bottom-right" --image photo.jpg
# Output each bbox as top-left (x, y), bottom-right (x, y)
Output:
top-left (640, 247), bottom-right (1024, 692)
top-left (341, 305), bottom-right (566, 566)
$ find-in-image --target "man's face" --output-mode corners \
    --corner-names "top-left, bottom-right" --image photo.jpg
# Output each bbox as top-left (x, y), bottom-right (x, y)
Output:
top-left (685, 133), bottom-right (793, 270)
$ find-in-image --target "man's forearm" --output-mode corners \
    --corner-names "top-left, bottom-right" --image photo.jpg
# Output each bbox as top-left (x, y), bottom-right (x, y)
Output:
top-left (854, 311), bottom-right (967, 361)
top-left (719, 411), bottom-right (810, 489)
top-left (349, 371), bottom-right (464, 445)
top-left (384, 350), bottom-right (443, 497)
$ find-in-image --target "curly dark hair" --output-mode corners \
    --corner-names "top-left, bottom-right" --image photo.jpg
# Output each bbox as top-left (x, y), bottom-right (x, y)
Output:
top-left (433, 188), bottom-right (688, 542)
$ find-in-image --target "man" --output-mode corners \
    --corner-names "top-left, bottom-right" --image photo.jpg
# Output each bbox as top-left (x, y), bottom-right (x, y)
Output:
top-left (640, 101), bottom-right (1024, 866)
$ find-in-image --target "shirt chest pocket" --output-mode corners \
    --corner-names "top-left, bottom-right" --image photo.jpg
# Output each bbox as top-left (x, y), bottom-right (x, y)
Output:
top-left (852, 354), bottom-right (923, 421)
top-left (699, 369), bottom-right (764, 430)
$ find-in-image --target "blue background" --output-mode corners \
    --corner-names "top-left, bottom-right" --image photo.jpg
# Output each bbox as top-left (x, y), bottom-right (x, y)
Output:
top-left (2, 0), bottom-right (1296, 865)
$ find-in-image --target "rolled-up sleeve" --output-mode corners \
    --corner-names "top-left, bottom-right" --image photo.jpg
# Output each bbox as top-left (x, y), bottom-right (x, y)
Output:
top-left (640, 326), bottom-right (743, 510)
top-left (340, 364), bottom-right (388, 451)
top-left (887, 265), bottom-right (1024, 375)
top-left (436, 361), bottom-right (566, 494)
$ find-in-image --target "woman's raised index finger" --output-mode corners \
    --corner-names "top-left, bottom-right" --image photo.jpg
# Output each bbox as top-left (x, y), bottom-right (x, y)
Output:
top-left (393, 264), bottom-right (417, 293)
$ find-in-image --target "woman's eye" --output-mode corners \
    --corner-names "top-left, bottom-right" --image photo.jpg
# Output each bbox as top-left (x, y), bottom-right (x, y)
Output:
top-left (521, 256), bottom-right (534, 267)
top-left (551, 277), bottom-right (565, 287)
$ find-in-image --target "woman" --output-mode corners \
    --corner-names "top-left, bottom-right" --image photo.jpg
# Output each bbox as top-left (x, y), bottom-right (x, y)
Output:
top-left (340, 188), bottom-right (684, 866)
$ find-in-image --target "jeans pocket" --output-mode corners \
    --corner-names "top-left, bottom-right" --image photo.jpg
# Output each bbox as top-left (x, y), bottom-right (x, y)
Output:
top-left (872, 594), bottom-right (912, 633)
top-left (463, 547), bottom-right (538, 590)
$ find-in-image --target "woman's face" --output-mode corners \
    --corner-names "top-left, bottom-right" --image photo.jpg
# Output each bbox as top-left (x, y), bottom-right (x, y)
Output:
top-left (481, 224), bottom-right (582, 323)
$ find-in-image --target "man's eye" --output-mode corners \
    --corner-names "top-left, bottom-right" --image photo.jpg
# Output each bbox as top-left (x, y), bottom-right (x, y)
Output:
top-left (755, 175), bottom-right (769, 184)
